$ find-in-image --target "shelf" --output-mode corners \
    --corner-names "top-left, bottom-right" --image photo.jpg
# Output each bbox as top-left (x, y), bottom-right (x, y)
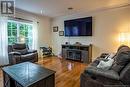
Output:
top-left (62, 44), bottom-right (92, 63)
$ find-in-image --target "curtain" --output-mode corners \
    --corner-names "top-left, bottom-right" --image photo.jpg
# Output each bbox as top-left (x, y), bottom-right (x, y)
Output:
top-left (0, 17), bottom-right (9, 66)
top-left (32, 21), bottom-right (38, 50)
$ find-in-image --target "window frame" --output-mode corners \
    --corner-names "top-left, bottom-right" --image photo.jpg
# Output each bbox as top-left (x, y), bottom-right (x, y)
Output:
top-left (7, 20), bottom-right (33, 48)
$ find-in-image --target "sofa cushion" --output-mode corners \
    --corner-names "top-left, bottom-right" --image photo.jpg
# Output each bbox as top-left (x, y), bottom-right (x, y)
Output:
top-left (113, 45), bottom-right (130, 60)
top-left (111, 51), bottom-right (130, 74)
top-left (85, 66), bottom-right (120, 80)
top-left (117, 45), bottom-right (130, 54)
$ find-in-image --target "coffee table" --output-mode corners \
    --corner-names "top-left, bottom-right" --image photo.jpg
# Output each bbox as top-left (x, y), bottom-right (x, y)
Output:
top-left (2, 62), bottom-right (56, 87)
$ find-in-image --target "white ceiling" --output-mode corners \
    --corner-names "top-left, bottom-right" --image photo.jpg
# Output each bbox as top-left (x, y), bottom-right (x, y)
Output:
top-left (15, 0), bottom-right (130, 18)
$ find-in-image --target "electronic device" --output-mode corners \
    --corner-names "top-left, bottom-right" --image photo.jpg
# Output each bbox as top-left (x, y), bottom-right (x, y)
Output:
top-left (64, 17), bottom-right (92, 36)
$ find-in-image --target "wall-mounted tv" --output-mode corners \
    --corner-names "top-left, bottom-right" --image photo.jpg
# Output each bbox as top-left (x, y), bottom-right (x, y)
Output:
top-left (64, 17), bottom-right (92, 36)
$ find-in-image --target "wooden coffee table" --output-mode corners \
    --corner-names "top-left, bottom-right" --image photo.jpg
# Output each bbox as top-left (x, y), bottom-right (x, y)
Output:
top-left (2, 62), bottom-right (56, 87)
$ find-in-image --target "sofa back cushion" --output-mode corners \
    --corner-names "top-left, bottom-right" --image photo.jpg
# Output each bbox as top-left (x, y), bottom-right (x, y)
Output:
top-left (113, 45), bottom-right (130, 59)
top-left (111, 51), bottom-right (130, 74)
top-left (117, 45), bottom-right (130, 54)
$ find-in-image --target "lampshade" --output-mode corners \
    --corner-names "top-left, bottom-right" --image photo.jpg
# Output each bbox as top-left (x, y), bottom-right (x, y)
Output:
top-left (18, 36), bottom-right (25, 43)
top-left (119, 32), bottom-right (130, 46)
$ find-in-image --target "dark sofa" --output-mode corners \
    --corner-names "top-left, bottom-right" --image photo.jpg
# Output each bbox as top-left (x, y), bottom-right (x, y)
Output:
top-left (80, 45), bottom-right (130, 87)
top-left (8, 43), bottom-right (38, 65)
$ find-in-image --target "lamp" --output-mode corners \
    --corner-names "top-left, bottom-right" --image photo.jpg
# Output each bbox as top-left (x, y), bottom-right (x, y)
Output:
top-left (119, 32), bottom-right (130, 46)
top-left (18, 36), bottom-right (25, 43)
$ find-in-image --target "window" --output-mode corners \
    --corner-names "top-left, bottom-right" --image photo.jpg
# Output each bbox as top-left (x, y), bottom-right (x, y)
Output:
top-left (8, 22), bottom-right (17, 45)
top-left (7, 20), bottom-right (33, 48)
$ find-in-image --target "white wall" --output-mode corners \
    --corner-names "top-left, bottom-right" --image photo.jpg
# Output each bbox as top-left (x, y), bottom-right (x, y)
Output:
top-left (51, 6), bottom-right (130, 60)
top-left (15, 9), bottom-right (52, 57)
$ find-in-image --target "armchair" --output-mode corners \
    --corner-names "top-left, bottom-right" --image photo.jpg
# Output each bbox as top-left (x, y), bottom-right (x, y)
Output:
top-left (8, 43), bottom-right (38, 65)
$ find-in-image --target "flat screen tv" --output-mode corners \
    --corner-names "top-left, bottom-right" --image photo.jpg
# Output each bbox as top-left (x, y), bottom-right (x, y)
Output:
top-left (64, 17), bottom-right (92, 36)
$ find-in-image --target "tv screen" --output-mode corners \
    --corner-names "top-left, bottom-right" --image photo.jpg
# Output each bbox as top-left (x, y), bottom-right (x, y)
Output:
top-left (64, 17), bottom-right (92, 36)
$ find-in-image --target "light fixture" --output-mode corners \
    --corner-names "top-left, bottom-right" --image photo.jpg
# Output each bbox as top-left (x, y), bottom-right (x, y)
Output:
top-left (119, 32), bottom-right (130, 46)
top-left (18, 36), bottom-right (25, 43)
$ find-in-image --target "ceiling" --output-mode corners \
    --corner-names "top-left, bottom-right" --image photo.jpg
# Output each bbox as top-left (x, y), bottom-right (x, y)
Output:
top-left (15, 0), bottom-right (130, 18)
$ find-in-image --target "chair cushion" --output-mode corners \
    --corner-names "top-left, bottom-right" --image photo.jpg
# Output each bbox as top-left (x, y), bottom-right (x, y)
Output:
top-left (13, 43), bottom-right (27, 49)
top-left (111, 51), bottom-right (130, 74)
top-left (13, 48), bottom-right (28, 55)
top-left (21, 53), bottom-right (35, 61)
top-left (85, 66), bottom-right (120, 80)
top-left (27, 50), bottom-right (37, 53)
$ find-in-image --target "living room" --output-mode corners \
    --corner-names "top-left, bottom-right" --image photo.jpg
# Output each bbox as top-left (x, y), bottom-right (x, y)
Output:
top-left (0, 0), bottom-right (130, 87)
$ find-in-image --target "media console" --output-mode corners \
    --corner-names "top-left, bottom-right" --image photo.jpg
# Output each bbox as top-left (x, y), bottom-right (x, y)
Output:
top-left (62, 44), bottom-right (92, 63)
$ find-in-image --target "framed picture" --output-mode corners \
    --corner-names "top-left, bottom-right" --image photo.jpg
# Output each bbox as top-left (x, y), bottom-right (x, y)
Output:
top-left (53, 26), bottom-right (58, 32)
top-left (59, 31), bottom-right (64, 36)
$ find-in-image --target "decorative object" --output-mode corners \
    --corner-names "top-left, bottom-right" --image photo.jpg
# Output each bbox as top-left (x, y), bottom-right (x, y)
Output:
top-left (59, 31), bottom-right (64, 36)
top-left (53, 26), bottom-right (58, 32)
top-left (65, 42), bottom-right (69, 44)
top-left (75, 42), bottom-right (82, 45)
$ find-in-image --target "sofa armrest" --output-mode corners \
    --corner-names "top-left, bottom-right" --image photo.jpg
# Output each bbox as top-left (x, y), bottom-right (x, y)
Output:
top-left (9, 52), bottom-right (21, 55)
top-left (86, 67), bottom-right (120, 80)
top-left (27, 50), bottom-right (37, 53)
top-left (80, 73), bottom-right (104, 87)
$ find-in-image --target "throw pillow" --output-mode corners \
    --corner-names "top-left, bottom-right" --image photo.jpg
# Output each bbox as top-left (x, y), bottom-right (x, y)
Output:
top-left (107, 53), bottom-right (116, 59)
top-left (97, 58), bottom-right (114, 70)
top-left (111, 51), bottom-right (130, 74)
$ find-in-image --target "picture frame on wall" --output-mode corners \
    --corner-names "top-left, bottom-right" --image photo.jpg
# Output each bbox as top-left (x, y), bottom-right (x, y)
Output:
top-left (53, 26), bottom-right (58, 32)
top-left (59, 31), bottom-right (64, 36)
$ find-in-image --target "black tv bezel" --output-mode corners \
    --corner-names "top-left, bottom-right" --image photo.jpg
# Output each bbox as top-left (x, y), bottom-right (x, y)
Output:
top-left (64, 16), bottom-right (92, 37)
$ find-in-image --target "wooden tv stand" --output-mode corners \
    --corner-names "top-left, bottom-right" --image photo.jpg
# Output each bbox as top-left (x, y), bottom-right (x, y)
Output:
top-left (62, 44), bottom-right (92, 63)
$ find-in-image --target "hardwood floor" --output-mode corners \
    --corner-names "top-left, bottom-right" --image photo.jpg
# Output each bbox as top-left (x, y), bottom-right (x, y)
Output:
top-left (0, 57), bottom-right (87, 87)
